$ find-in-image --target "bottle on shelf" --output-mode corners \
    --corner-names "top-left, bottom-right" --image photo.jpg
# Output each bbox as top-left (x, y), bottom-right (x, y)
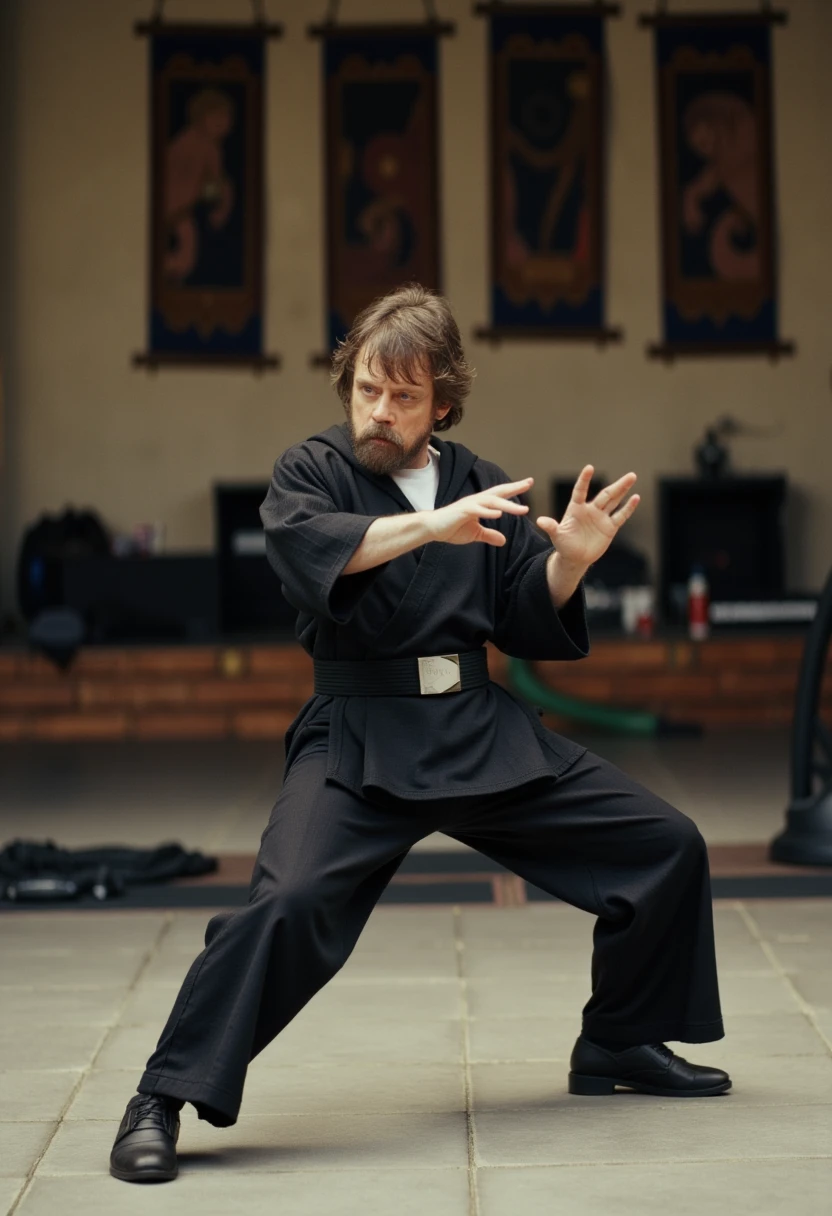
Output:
top-left (687, 566), bottom-right (710, 641)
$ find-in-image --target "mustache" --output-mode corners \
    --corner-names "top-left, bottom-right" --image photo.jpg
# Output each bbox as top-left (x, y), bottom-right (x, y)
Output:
top-left (356, 425), bottom-right (404, 448)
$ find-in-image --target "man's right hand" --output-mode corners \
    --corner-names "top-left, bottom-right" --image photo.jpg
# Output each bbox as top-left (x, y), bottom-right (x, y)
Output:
top-left (426, 478), bottom-right (534, 547)
top-left (342, 478), bottom-right (534, 575)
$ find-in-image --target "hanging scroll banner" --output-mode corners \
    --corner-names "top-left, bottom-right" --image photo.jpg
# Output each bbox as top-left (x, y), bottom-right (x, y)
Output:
top-left (474, 2), bottom-right (621, 345)
top-left (133, 19), bottom-right (281, 369)
top-left (642, 8), bottom-right (793, 360)
top-left (311, 21), bottom-right (451, 359)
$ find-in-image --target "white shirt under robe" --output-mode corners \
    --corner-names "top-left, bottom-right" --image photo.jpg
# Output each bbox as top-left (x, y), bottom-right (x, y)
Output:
top-left (389, 445), bottom-right (440, 512)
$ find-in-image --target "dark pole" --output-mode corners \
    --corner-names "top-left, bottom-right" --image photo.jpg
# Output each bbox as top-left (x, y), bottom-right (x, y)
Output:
top-left (770, 566), bottom-right (832, 864)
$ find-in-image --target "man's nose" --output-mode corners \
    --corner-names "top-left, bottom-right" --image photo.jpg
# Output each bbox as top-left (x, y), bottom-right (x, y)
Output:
top-left (371, 394), bottom-right (394, 421)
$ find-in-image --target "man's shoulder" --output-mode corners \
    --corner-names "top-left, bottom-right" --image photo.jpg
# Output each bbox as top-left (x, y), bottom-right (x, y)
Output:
top-left (470, 454), bottom-right (514, 487)
top-left (274, 426), bottom-right (350, 472)
top-left (434, 436), bottom-right (509, 485)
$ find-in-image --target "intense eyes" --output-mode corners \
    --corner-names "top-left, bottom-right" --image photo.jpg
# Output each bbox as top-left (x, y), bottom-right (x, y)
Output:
top-left (360, 383), bottom-right (416, 403)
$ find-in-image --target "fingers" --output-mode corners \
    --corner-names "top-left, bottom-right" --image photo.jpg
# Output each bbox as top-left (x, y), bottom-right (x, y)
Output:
top-left (488, 478), bottom-right (534, 500)
top-left (570, 465), bottom-right (595, 506)
top-left (480, 495), bottom-right (529, 515)
top-left (535, 515), bottom-right (559, 537)
top-left (594, 472), bottom-right (637, 514)
top-left (477, 525), bottom-right (507, 546)
top-left (610, 493), bottom-right (641, 527)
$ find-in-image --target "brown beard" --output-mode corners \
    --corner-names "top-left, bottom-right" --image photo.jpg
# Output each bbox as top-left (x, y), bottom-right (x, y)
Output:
top-left (346, 415), bottom-right (435, 475)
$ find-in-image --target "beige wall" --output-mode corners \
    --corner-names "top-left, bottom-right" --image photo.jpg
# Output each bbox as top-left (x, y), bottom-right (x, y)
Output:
top-left (2, 0), bottom-right (831, 614)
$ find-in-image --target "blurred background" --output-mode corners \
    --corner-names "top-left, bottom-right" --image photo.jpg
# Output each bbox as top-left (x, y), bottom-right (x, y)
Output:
top-left (0, 0), bottom-right (830, 897)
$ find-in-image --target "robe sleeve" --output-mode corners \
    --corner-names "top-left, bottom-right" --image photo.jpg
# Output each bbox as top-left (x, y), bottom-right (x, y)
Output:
top-left (259, 448), bottom-right (387, 624)
top-left (490, 508), bottom-right (590, 662)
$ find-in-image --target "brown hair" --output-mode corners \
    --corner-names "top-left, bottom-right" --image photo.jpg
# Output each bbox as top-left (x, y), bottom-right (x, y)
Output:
top-left (331, 283), bottom-right (474, 431)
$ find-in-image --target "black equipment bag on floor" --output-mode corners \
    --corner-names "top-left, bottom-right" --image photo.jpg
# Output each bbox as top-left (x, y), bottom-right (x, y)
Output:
top-left (0, 840), bottom-right (218, 903)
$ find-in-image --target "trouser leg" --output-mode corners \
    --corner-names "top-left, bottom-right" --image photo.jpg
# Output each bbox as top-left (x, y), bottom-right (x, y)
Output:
top-left (448, 751), bottom-right (723, 1046)
top-left (138, 752), bottom-right (428, 1127)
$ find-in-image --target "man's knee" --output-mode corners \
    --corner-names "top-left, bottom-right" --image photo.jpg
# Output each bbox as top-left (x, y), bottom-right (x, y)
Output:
top-left (272, 882), bottom-right (325, 923)
top-left (249, 878), bottom-right (343, 940)
top-left (662, 806), bottom-right (707, 870)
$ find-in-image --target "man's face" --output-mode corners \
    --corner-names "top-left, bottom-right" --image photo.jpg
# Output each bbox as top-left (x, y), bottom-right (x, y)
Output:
top-left (346, 345), bottom-right (450, 475)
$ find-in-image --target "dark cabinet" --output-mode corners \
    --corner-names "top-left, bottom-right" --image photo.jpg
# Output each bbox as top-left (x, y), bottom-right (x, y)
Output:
top-left (658, 475), bottom-right (787, 623)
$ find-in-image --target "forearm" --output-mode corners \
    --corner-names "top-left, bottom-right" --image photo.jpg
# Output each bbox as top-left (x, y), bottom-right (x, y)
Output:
top-left (546, 549), bottom-right (586, 610)
top-left (342, 511), bottom-right (436, 575)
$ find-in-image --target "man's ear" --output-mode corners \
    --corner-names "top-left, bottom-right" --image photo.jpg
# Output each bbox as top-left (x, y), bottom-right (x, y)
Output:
top-left (434, 402), bottom-right (452, 423)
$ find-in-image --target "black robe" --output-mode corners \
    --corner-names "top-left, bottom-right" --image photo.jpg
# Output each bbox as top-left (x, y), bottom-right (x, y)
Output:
top-left (259, 423), bottom-right (590, 801)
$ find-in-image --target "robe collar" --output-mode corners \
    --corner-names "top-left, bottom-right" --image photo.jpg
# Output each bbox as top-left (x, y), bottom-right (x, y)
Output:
top-left (312, 423), bottom-right (478, 513)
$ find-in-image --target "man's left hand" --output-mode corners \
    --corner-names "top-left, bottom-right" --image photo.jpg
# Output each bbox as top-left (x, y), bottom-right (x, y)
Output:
top-left (536, 465), bottom-right (640, 607)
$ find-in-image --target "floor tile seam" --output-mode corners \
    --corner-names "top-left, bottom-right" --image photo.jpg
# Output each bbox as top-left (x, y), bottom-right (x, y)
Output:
top-left (453, 907), bottom-right (481, 1216)
top-left (35, 1164), bottom-right (473, 1177)
top-left (42, 914), bottom-right (178, 1142)
top-left (285, 978), bottom-right (462, 987)
top-left (472, 1154), bottom-right (832, 1171)
top-left (4, 1013), bottom-right (114, 1203)
top-left (473, 1152), bottom-right (832, 1168)
top-left (63, 1107), bottom-right (472, 1122)
top-left (737, 903), bottom-right (832, 1056)
top-left (86, 1061), bottom-right (466, 1074)
top-left (463, 1010), bottom-right (800, 1020)
top-left (0, 1069), bottom-right (87, 1077)
top-left (0, 909), bottom-right (171, 920)
top-left (465, 1054), bottom-right (822, 1064)
top-left (469, 1098), bottom-right (832, 1112)
top-left (0, 1020), bottom-right (123, 1028)
top-left (0, 985), bottom-right (136, 993)
top-left (27, 1098), bottom-right (832, 1120)
top-left (56, 1102), bottom-right (832, 1125)
top-left (117, 1015), bottom-right (467, 1028)
top-left (4, 1112), bottom-right (70, 1216)
top-left (0, 1118), bottom-right (73, 1125)
top-left (133, 978), bottom-right (462, 988)
top-left (467, 1052), bottom-right (821, 1064)
top-left (91, 1057), bottom-right (468, 1069)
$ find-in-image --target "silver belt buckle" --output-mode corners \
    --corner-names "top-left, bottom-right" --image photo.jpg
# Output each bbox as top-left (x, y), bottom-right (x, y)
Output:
top-left (417, 654), bottom-right (462, 695)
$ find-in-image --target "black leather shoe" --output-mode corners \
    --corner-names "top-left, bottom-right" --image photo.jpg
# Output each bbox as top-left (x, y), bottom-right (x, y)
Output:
top-left (109, 1094), bottom-right (180, 1182)
top-left (569, 1037), bottom-right (731, 1097)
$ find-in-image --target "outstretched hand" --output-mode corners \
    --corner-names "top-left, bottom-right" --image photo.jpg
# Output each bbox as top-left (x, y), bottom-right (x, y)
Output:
top-left (536, 465), bottom-right (640, 572)
top-left (428, 478), bottom-right (533, 547)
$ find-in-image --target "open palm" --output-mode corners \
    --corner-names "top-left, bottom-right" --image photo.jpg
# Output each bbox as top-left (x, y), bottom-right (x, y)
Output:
top-left (536, 465), bottom-right (640, 568)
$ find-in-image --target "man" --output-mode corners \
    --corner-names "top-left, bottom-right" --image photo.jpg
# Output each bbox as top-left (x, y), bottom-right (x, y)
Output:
top-left (110, 284), bottom-right (729, 1184)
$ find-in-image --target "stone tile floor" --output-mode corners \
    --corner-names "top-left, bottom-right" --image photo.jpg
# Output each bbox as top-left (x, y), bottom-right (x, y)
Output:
top-left (1, 900), bottom-right (831, 1215)
top-left (1, 730), bottom-right (830, 1211)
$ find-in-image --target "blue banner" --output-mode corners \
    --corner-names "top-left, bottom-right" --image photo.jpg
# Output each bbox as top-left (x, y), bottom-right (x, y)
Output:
top-left (483, 6), bottom-right (612, 338)
top-left (653, 16), bottom-right (781, 351)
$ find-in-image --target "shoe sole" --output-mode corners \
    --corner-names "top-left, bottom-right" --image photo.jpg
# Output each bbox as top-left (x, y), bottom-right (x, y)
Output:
top-left (109, 1164), bottom-right (178, 1183)
top-left (568, 1072), bottom-right (732, 1097)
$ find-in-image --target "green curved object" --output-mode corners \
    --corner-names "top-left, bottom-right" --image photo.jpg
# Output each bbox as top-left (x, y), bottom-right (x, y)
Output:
top-left (508, 656), bottom-right (660, 737)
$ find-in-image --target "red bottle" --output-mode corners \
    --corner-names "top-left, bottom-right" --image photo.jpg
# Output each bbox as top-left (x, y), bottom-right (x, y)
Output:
top-left (687, 568), bottom-right (710, 641)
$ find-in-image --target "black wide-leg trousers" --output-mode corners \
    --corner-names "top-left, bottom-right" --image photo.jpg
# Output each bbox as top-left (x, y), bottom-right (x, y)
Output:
top-left (138, 748), bottom-right (724, 1127)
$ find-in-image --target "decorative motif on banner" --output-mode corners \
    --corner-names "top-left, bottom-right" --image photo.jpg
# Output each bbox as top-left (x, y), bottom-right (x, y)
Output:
top-left (133, 12), bottom-right (282, 370)
top-left (641, 6), bottom-right (794, 360)
top-left (474, 2), bottom-right (621, 346)
top-left (309, 13), bottom-right (454, 361)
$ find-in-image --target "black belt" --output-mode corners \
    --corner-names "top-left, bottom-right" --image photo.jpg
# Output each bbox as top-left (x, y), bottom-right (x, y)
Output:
top-left (313, 649), bottom-right (489, 697)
